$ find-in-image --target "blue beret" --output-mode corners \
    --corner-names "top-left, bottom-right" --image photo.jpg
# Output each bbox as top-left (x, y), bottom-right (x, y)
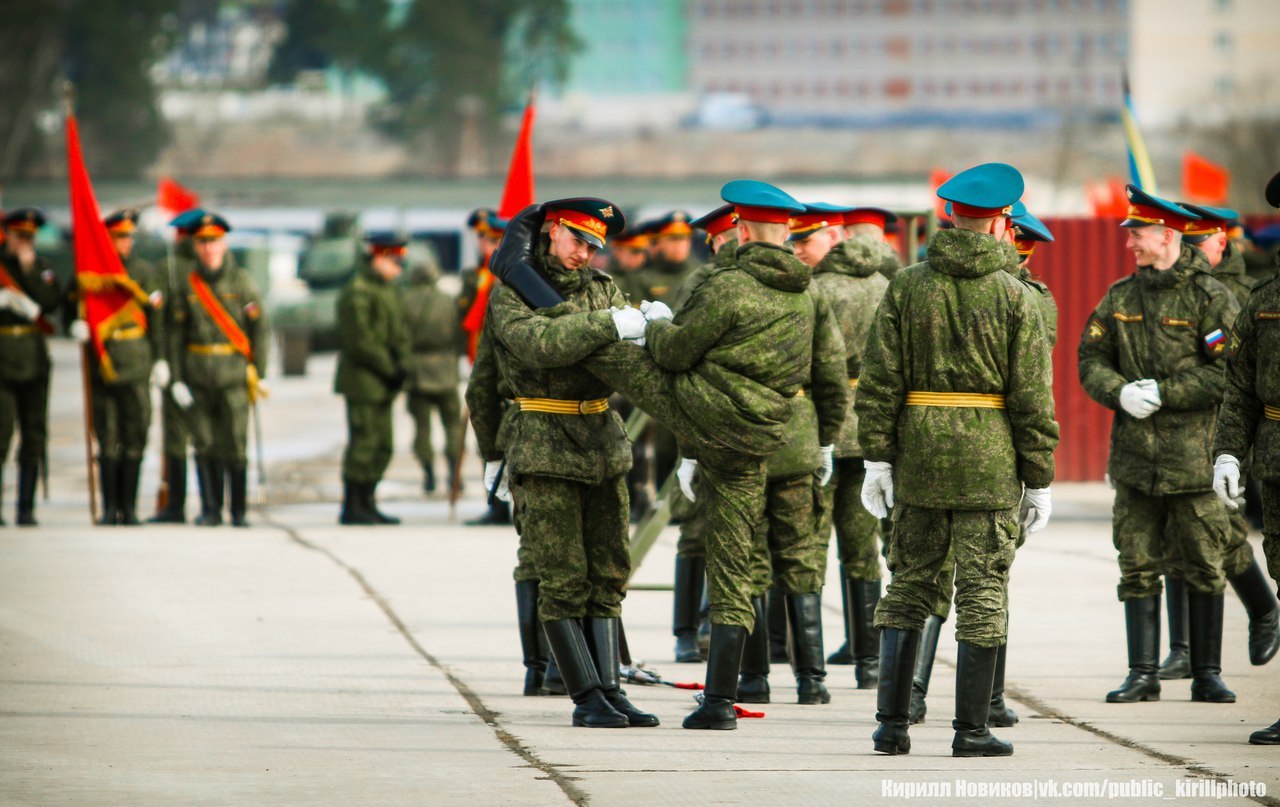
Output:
top-left (937, 163), bottom-right (1024, 216)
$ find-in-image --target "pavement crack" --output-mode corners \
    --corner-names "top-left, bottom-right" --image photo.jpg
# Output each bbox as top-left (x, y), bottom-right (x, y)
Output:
top-left (264, 515), bottom-right (590, 807)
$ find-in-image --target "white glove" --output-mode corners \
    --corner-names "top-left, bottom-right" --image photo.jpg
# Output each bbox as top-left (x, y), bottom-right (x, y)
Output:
top-left (255, 379), bottom-right (272, 398)
top-left (170, 381), bottom-right (194, 409)
top-left (610, 306), bottom-right (647, 340)
top-left (676, 458), bottom-right (698, 502)
top-left (861, 460), bottom-right (894, 519)
top-left (1213, 454), bottom-right (1243, 511)
top-left (69, 319), bottom-right (91, 343)
top-left (484, 460), bottom-right (510, 503)
top-left (1118, 379), bottom-right (1161, 419)
top-left (0, 288), bottom-right (15, 313)
top-left (818, 444), bottom-right (835, 487)
top-left (640, 300), bottom-right (673, 322)
top-left (150, 360), bottom-right (171, 389)
top-left (1020, 486), bottom-right (1052, 534)
top-left (0, 288), bottom-right (40, 322)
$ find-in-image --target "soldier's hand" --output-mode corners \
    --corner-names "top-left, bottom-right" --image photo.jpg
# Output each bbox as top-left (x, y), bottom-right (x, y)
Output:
top-left (611, 306), bottom-right (647, 341)
top-left (818, 444), bottom-right (835, 486)
top-left (484, 460), bottom-right (510, 502)
top-left (640, 300), bottom-right (673, 323)
top-left (861, 460), bottom-right (894, 519)
top-left (1118, 379), bottom-right (1161, 419)
top-left (676, 458), bottom-right (698, 501)
top-left (1213, 454), bottom-right (1243, 511)
top-left (170, 381), bottom-right (194, 409)
top-left (1020, 486), bottom-right (1052, 533)
top-left (0, 288), bottom-right (40, 322)
top-left (150, 360), bottom-right (171, 389)
top-left (69, 319), bottom-right (91, 343)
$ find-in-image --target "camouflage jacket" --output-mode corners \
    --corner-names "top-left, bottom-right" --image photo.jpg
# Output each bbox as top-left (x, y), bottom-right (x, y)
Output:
top-left (1204, 240), bottom-right (1254, 306)
top-left (1078, 244), bottom-right (1240, 495)
top-left (1015, 266), bottom-right (1058, 349)
top-left (645, 241), bottom-right (815, 458)
top-left (0, 251), bottom-right (59, 383)
top-left (1215, 274), bottom-right (1280, 482)
top-left (633, 255), bottom-right (698, 306)
top-left (847, 232), bottom-right (902, 280)
top-left (465, 325), bottom-right (515, 463)
top-left (487, 242), bottom-right (631, 485)
top-left (334, 261), bottom-right (409, 402)
top-left (857, 227), bottom-right (1058, 510)
top-left (605, 259), bottom-right (646, 308)
top-left (672, 239), bottom-right (736, 311)
top-left (402, 265), bottom-right (462, 394)
top-left (169, 253), bottom-right (270, 390)
top-left (813, 237), bottom-right (890, 458)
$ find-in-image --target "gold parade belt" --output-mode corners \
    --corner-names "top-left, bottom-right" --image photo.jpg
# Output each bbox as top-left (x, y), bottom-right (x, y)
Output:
top-left (187, 343), bottom-right (238, 356)
top-left (849, 378), bottom-right (859, 389)
top-left (793, 388), bottom-right (807, 398)
top-left (107, 326), bottom-right (145, 341)
top-left (516, 397), bottom-right (610, 415)
top-left (1265, 404), bottom-right (1280, 422)
top-left (905, 391), bottom-right (1007, 409)
top-left (0, 324), bottom-right (36, 336)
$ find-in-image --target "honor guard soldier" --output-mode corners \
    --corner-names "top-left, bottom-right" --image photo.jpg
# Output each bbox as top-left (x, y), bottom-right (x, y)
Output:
top-left (1078, 186), bottom-right (1240, 707)
top-left (859, 164), bottom-right (1057, 757)
top-left (403, 252), bottom-right (464, 495)
top-left (168, 213), bottom-right (269, 527)
top-left (1214, 170), bottom-right (1280, 744)
top-left (0, 208), bottom-right (61, 525)
top-left (68, 210), bottom-right (168, 525)
top-left (335, 234), bottom-right (411, 525)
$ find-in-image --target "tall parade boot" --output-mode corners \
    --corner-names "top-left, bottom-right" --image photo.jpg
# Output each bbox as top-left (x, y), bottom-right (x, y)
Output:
top-left (909, 614), bottom-right (944, 723)
top-left (194, 458), bottom-right (224, 527)
top-left (1250, 718), bottom-right (1280, 745)
top-left (697, 589), bottom-right (712, 658)
top-left (16, 461), bottom-right (39, 526)
top-left (827, 579), bottom-right (854, 664)
top-left (228, 465), bottom-right (249, 527)
top-left (1229, 559), bottom-right (1280, 666)
top-left (952, 642), bottom-right (1013, 757)
top-left (1106, 595), bottom-right (1161, 702)
top-left (515, 581), bottom-right (546, 696)
top-left (736, 595), bottom-right (771, 704)
top-left (673, 555), bottom-right (704, 662)
top-left (541, 618), bottom-right (627, 728)
top-left (365, 481), bottom-right (400, 525)
top-left (1159, 577), bottom-right (1191, 679)
top-left (422, 462), bottom-right (436, 494)
top-left (118, 459), bottom-right (143, 526)
top-left (683, 623), bottom-right (747, 730)
top-left (851, 578), bottom-right (882, 689)
top-left (96, 458), bottom-right (120, 526)
top-left (338, 479), bottom-right (377, 525)
top-left (148, 456), bottom-right (187, 523)
top-left (873, 628), bottom-right (920, 755)
top-left (1188, 591), bottom-right (1236, 703)
top-left (585, 617), bottom-right (659, 727)
top-left (767, 587), bottom-right (789, 663)
top-left (786, 592), bottom-right (830, 704)
top-left (542, 651), bottom-right (568, 696)
top-left (987, 643), bottom-right (1019, 727)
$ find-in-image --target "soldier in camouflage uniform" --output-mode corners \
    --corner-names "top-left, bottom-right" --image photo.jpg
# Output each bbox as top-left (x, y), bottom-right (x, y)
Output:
top-left (0, 209), bottom-right (61, 526)
top-left (1079, 186), bottom-right (1240, 708)
top-left (168, 213), bottom-right (269, 528)
top-left (1213, 169), bottom-right (1280, 744)
top-left (67, 210), bottom-right (168, 525)
top-left (858, 164), bottom-right (1057, 758)
top-left (844, 206), bottom-right (903, 281)
top-left (403, 257), bottom-right (463, 495)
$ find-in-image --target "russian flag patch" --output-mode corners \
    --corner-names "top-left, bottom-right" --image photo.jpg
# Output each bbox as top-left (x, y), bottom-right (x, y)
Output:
top-left (1205, 328), bottom-right (1226, 354)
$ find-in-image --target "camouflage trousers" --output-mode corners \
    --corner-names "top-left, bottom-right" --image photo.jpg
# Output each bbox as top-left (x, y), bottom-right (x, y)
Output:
top-left (922, 522), bottom-right (1028, 622)
top-left (159, 390), bottom-right (191, 459)
top-left (0, 373), bottom-right (49, 465)
top-left (510, 472), bottom-right (630, 621)
top-left (700, 448), bottom-right (768, 630)
top-left (341, 399), bottom-right (393, 484)
top-left (820, 457), bottom-right (883, 581)
top-left (188, 382), bottom-right (251, 466)
top-left (407, 389), bottom-right (462, 468)
top-left (1262, 481), bottom-right (1280, 591)
top-left (746, 472), bottom-right (827, 598)
top-left (1113, 483), bottom-right (1227, 599)
top-left (1223, 481), bottom-right (1257, 579)
top-left (92, 378), bottom-right (152, 461)
top-left (875, 504), bottom-right (1021, 648)
top-left (675, 470), bottom-right (708, 559)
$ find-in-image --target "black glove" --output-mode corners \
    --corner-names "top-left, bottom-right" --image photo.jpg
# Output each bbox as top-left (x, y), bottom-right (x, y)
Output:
top-left (488, 203), bottom-right (566, 309)
top-left (386, 368), bottom-right (408, 390)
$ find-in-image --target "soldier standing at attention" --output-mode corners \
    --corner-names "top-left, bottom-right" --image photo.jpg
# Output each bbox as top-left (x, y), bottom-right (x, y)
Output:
top-left (843, 206), bottom-right (903, 280)
top-left (858, 164), bottom-right (1057, 758)
top-left (334, 235), bottom-right (411, 525)
top-left (1214, 170), bottom-right (1280, 744)
top-left (403, 256), bottom-right (463, 495)
top-left (1079, 186), bottom-right (1240, 707)
top-left (68, 210), bottom-right (168, 525)
top-left (0, 209), bottom-right (61, 526)
top-left (168, 213), bottom-right (269, 528)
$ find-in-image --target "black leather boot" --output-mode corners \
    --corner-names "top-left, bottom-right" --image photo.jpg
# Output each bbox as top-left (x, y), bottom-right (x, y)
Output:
top-left (1189, 591), bottom-right (1236, 703)
top-left (684, 624), bottom-right (747, 730)
top-left (194, 458), bottom-right (224, 526)
top-left (1229, 559), bottom-right (1280, 666)
top-left (767, 587), bottom-right (788, 663)
top-left (465, 499), bottom-right (511, 526)
top-left (1250, 718), bottom-right (1280, 745)
top-left (16, 461), bottom-right (38, 526)
top-left (909, 614), bottom-right (944, 724)
top-left (515, 581), bottom-right (546, 696)
top-left (339, 479), bottom-right (377, 525)
top-left (228, 465), bottom-right (248, 527)
top-left (542, 651), bottom-right (567, 696)
top-left (118, 458), bottom-right (143, 526)
top-left (148, 456), bottom-right (187, 523)
top-left (1106, 595), bottom-right (1161, 702)
top-left (851, 578), bottom-right (881, 689)
top-left (786, 592), bottom-right (830, 704)
top-left (422, 463), bottom-right (436, 493)
top-left (542, 618), bottom-right (627, 728)
top-left (585, 617), bottom-right (659, 727)
top-left (952, 642), bottom-right (1013, 757)
top-left (366, 481), bottom-right (400, 525)
top-left (1159, 577), bottom-right (1191, 679)
top-left (828, 578), bottom-right (854, 664)
top-left (673, 555), bottom-right (704, 662)
top-left (737, 595), bottom-right (770, 704)
top-left (987, 643), bottom-right (1018, 727)
top-left (97, 458), bottom-right (120, 526)
top-left (873, 628), bottom-right (920, 755)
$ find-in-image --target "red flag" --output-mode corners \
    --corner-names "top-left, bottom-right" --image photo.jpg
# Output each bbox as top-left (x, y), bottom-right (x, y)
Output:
top-left (929, 168), bottom-right (952, 220)
top-left (497, 92), bottom-right (536, 218)
top-left (67, 114), bottom-right (149, 382)
top-left (157, 175), bottom-right (200, 218)
top-left (1182, 151), bottom-right (1230, 204)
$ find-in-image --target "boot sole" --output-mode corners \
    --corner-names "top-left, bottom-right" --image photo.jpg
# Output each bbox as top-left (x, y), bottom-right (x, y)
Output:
top-left (1106, 693), bottom-right (1160, 703)
top-left (873, 741), bottom-right (910, 755)
top-left (682, 719), bottom-right (737, 730)
top-left (797, 694), bottom-right (832, 704)
top-left (572, 719), bottom-right (628, 728)
top-left (953, 747), bottom-right (1014, 757)
top-left (1191, 693), bottom-right (1237, 703)
top-left (1249, 734), bottom-right (1280, 745)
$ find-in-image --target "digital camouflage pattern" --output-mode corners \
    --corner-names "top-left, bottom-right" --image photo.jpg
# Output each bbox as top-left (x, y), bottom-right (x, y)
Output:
top-left (671, 242), bottom-right (734, 311)
top-left (857, 227), bottom-right (1058, 510)
top-left (403, 263), bottom-right (463, 470)
top-left (1263, 481), bottom-right (1280, 588)
top-left (1206, 240), bottom-right (1255, 305)
top-left (632, 255), bottom-right (698, 307)
top-left (747, 472), bottom-right (826, 596)
top-left (606, 257), bottom-right (646, 307)
top-left (0, 251), bottom-right (61, 467)
top-left (1112, 483), bottom-right (1226, 598)
top-left (853, 231), bottom-right (902, 280)
top-left (1015, 267), bottom-right (1058, 348)
top-left (821, 457), bottom-right (883, 580)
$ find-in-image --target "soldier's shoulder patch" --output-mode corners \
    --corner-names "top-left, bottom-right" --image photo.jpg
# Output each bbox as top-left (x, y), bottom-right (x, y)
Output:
top-left (1226, 329), bottom-right (1242, 359)
top-left (244, 301), bottom-right (260, 320)
top-left (41, 270), bottom-right (56, 284)
top-left (1085, 317), bottom-right (1107, 342)
top-left (1204, 327), bottom-right (1228, 356)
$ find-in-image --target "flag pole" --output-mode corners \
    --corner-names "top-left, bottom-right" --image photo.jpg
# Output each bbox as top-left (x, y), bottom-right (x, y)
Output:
top-left (65, 82), bottom-right (99, 524)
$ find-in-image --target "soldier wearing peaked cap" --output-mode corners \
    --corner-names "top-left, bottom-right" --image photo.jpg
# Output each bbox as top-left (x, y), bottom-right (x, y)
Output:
top-left (1078, 185), bottom-right (1240, 709)
top-left (0, 208), bottom-right (60, 526)
top-left (843, 207), bottom-right (903, 280)
top-left (606, 227), bottom-right (650, 307)
top-left (858, 163), bottom-right (1057, 758)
